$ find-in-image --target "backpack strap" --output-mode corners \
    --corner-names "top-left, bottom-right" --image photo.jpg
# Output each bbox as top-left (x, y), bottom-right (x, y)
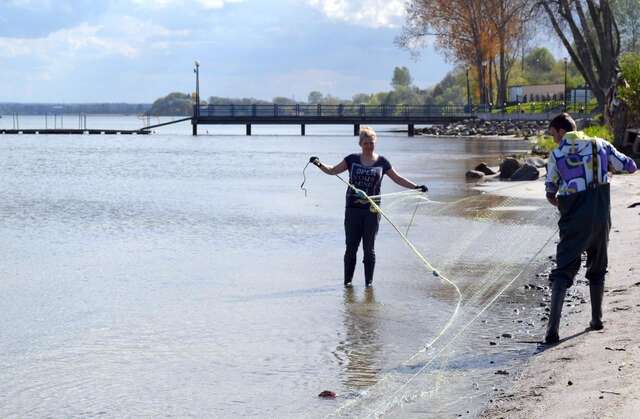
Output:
top-left (589, 140), bottom-right (599, 189)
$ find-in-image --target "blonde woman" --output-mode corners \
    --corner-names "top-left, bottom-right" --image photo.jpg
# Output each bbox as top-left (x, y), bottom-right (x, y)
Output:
top-left (310, 127), bottom-right (427, 287)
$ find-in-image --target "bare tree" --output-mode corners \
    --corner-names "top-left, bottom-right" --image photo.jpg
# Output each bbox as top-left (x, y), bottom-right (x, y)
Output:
top-left (399, 0), bottom-right (529, 106)
top-left (398, 0), bottom-right (493, 104)
top-left (534, 1), bottom-right (620, 109)
top-left (486, 0), bottom-right (532, 106)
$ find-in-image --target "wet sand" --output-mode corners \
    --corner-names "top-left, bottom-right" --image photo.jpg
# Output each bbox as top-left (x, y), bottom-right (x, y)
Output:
top-left (481, 173), bottom-right (640, 418)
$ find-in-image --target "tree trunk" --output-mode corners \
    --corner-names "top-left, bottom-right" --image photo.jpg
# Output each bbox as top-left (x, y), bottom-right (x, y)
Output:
top-left (498, 42), bottom-right (508, 106)
top-left (488, 59), bottom-right (494, 105)
top-left (476, 58), bottom-right (486, 105)
top-left (609, 104), bottom-right (629, 147)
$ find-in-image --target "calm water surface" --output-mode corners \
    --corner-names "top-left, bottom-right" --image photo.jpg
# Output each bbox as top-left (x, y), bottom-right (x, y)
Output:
top-left (0, 118), bottom-right (557, 418)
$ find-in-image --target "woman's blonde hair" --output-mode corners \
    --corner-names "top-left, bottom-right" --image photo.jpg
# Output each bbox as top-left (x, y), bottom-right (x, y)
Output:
top-left (359, 126), bottom-right (377, 143)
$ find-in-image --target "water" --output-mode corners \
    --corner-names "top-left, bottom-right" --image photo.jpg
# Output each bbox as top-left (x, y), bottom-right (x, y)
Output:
top-left (0, 116), bottom-right (558, 418)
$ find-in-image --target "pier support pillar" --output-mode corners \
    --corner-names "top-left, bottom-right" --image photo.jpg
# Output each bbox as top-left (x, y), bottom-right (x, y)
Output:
top-left (246, 124), bottom-right (252, 136)
top-left (192, 119), bottom-right (198, 136)
top-left (408, 124), bottom-right (415, 137)
top-left (354, 124), bottom-right (360, 136)
top-left (301, 124), bottom-right (306, 136)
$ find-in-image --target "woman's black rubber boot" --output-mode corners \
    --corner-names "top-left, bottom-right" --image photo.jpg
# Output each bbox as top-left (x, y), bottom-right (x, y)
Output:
top-left (344, 257), bottom-right (356, 287)
top-left (364, 260), bottom-right (375, 287)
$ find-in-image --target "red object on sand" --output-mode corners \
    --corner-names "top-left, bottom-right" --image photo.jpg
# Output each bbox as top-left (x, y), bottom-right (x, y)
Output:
top-left (318, 390), bottom-right (336, 399)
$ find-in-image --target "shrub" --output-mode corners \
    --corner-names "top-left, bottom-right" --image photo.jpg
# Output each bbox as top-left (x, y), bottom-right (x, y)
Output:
top-left (532, 135), bottom-right (557, 154)
top-left (618, 53), bottom-right (640, 127)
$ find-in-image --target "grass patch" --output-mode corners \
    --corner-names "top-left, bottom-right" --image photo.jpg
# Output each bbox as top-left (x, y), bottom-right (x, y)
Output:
top-left (495, 101), bottom-right (563, 114)
top-left (532, 124), bottom-right (613, 155)
top-left (584, 124), bottom-right (613, 141)
top-left (494, 100), bottom-right (599, 115)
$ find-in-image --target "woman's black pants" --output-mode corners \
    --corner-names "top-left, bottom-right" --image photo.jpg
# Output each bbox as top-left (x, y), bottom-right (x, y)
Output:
top-left (344, 207), bottom-right (380, 284)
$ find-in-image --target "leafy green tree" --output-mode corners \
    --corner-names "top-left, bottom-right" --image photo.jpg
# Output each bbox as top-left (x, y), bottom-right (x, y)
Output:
top-left (524, 48), bottom-right (556, 83)
top-left (352, 93), bottom-right (372, 104)
top-left (392, 66), bottom-right (413, 90)
top-left (149, 92), bottom-right (193, 116)
top-left (307, 91), bottom-right (324, 104)
top-left (613, 0), bottom-right (640, 53)
top-left (320, 94), bottom-right (346, 105)
top-left (383, 87), bottom-right (423, 105)
top-left (424, 68), bottom-right (466, 105)
top-left (272, 97), bottom-right (297, 105)
top-left (207, 96), bottom-right (270, 105)
top-left (618, 53), bottom-right (640, 127)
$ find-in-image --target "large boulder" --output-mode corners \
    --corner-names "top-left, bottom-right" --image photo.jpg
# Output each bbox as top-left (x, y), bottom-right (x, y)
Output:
top-left (474, 162), bottom-right (497, 175)
top-left (510, 163), bottom-right (540, 181)
top-left (499, 158), bottom-right (522, 179)
top-left (465, 170), bottom-right (485, 180)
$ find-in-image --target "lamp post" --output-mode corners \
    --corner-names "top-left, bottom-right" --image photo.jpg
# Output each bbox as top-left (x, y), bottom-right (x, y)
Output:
top-left (465, 67), bottom-right (471, 112)
top-left (563, 57), bottom-right (568, 111)
top-left (194, 60), bottom-right (200, 117)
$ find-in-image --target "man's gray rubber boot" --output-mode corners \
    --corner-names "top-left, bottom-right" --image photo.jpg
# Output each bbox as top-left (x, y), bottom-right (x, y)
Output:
top-left (545, 280), bottom-right (567, 344)
top-left (589, 281), bottom-right (604, 330)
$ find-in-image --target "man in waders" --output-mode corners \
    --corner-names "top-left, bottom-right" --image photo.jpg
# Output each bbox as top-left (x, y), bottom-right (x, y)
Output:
top-left (544, 113), bottom-right (637, 344)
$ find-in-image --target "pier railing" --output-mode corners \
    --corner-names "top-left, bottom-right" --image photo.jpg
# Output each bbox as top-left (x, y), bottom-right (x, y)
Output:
top-left (197, 104), bottom-right (477, 118)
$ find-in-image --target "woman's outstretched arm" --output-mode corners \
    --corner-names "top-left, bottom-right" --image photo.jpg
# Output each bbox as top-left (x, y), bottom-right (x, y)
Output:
top-left (310, 157), bottom-right (348, 176)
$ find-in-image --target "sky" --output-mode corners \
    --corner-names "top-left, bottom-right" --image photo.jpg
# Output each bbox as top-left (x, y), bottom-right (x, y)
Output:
top-left (0, 0), bottom-right (454, 103)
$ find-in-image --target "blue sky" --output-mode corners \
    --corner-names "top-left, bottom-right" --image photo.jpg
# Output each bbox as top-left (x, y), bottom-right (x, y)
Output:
top-left (0, 0), bottom-right (453, 103)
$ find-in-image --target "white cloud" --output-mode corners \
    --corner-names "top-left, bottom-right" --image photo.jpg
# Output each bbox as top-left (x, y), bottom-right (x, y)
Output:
top-left (0, 23), bottom-right (135, 59)
top-left (307, 0), bottom-right (406, 28)
top-left (0, 16), bottom-right (189, 59)
top-left (131, 0), bottom-right (244, 9)
top-left (6, 0), bottom-right (53, 8)
top-left (0, 16), bottom-right (191, 84)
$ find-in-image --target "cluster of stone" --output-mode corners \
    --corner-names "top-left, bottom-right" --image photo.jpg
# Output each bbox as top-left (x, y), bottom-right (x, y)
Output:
top-left (417, 119), bottom-right (549, 138)
top-left (465, 157), bottom-right (547, 181)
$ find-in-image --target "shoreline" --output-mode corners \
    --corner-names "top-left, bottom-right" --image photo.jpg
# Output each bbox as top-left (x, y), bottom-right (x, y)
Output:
top-left (386, 119), bottom-right (548, 140)
top-left (385, 128), bottom-right (530, 142)
top-left (420, 133), bottom-right (529, 141)
top-left (480, 173), bottom-right (640, 418)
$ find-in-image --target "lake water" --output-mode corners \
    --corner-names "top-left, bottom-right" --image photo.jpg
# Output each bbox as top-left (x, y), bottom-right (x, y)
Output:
top-left (0, 116), bottom-right (558, 418)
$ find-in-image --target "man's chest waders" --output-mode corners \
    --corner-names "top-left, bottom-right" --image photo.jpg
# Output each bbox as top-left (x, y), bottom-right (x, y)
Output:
top-left (546, 141), bottom-right (610, 343)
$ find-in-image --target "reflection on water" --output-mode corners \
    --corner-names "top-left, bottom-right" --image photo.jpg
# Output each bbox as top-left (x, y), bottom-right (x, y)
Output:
top-left (335, 288), bottom-right (382, 389)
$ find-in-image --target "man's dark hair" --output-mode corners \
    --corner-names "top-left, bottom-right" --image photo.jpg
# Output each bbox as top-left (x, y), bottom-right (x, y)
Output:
top-left (549, 113), bottom-right (577, 132)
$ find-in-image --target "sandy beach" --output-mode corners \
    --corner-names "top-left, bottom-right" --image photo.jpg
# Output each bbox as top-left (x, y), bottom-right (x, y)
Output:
top-left (481, 172), bottom-right (640, 418)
